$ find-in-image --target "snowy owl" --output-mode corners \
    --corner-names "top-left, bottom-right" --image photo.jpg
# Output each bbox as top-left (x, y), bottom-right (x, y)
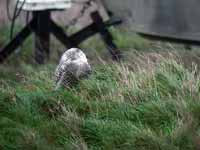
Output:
top-left (55, 48), bottom-right (91, 90)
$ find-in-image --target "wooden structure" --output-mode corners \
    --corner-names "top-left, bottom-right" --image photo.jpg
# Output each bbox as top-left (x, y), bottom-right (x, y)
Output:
top-left (102, 0), bottom-right (200, 46)
top-left (0, 0), bottom-right (121, 64)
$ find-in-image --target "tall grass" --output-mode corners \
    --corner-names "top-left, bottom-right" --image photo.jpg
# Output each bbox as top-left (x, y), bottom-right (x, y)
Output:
top-left (1, 53), bottom-right (200, 149)
top-left (1, 24), bottom-right (200, 149)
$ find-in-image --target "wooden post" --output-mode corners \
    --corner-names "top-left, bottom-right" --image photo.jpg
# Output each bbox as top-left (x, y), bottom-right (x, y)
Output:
top-left (33, 11), bottom-right (50, 64)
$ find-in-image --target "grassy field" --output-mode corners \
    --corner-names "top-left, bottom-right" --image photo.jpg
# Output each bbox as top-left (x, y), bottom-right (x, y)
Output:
top-left (1, 25), bottom-right (200, 149)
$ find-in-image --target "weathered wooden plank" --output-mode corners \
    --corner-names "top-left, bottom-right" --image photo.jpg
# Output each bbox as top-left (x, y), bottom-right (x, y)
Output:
top-left (17, 0), bottom-right (72, 11)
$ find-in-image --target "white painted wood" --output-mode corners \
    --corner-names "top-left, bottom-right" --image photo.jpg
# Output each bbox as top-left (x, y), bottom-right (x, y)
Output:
top-left (17, 0), bottom-right (72, 11)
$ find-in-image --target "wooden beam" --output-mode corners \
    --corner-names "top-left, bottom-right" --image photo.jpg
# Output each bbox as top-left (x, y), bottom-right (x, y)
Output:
top-left (50, 20), bottom-right (75, 49)
top-left (70, 18), bottom-right (122, 45)
top-left (0, 19), bottom-right (35, 63)
top-left (91, 11), bottom-right (121, 61)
